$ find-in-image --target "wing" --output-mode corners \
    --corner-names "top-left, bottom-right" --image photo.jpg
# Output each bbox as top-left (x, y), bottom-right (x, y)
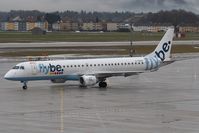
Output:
top-left (79, 71), bottom-right (144, 80)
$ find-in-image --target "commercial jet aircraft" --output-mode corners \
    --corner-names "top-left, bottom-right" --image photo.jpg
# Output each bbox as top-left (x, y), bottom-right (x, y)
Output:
top-left (4, 28), bottom-right (174, 90)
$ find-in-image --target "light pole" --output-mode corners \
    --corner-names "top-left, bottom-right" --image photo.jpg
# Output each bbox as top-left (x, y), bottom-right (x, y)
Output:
top-left (125, 24), bottom-right (134, 57)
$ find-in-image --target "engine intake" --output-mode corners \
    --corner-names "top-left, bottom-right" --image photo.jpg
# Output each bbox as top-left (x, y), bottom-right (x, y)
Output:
top-left (80, 75), bottom-right (98, 86)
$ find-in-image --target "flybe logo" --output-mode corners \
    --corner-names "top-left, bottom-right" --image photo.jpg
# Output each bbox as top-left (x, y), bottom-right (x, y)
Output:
top-left (38, 64), bottom-right (64, 75)
top-left (155, 41), bottom-right (171, 61)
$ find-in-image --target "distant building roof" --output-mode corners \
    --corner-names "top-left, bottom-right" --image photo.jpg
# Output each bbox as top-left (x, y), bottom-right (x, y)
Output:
top-left (12, 16), bottom-right (22, 22)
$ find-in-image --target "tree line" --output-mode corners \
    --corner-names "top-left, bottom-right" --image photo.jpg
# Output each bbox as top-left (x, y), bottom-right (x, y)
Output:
top-left (135, 10), bottom-right (199, 26)
top-left (0, 9), bottom-right (198, 27)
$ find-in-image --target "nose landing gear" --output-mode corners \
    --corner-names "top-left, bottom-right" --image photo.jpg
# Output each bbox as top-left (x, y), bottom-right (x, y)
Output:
top-left (21, 81), bottom-right (28, 90)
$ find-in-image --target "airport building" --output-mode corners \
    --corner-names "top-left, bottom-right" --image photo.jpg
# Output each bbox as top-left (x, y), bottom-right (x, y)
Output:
top-left (52, 21), bottom-right (79, 31)
top-left (81, 22), bottom-right (105, 31)
top-left (107, 23), bottom-right (119, 31)
top-left (0, 21), bottom-right (48, 31)
top-left (179, 26), bottom-right (199, 32)
top-left (132, 24), bottom-right (173, 32)
top-left (0, 16), bottom-right (199, 33)
top-left (18, 22), bottom-right (27, 31)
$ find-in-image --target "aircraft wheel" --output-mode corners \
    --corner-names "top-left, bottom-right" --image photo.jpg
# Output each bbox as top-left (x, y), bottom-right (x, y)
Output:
top-left (22, 81), bottom-right (28, 90)
top-left (23, 85), bottom-right (27, 90)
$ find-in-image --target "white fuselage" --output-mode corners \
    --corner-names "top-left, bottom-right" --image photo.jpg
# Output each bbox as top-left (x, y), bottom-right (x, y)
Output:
top-left (4, 56), bottom-right (159, 82)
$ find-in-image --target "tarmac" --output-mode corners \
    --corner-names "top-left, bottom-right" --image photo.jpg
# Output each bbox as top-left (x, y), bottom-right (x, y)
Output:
top-left (0, 40), bottom-right (198, 48)
top-left (1, 55), bottom-right (199, 133)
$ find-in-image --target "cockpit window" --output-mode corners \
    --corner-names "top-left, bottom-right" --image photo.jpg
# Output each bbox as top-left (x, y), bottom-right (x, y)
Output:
top-left (12, 66), bottom-right (25, 70)
top-left (12, 66), bottom-right (20, 69)
top-left (20, 66), bottom-right (25, 70)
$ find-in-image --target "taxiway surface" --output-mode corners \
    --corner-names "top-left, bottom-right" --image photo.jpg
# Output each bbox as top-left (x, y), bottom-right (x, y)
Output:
top-left (0, 40), bottom-right (198, 48)
top-left (0, 56), bottom-right (199, 133)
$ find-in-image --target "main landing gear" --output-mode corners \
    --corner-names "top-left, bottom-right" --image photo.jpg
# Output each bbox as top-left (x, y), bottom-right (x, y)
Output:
top-left (98, 81), bottom-right (107, 88)
top-left (21, 81), bottom-right (28, 90)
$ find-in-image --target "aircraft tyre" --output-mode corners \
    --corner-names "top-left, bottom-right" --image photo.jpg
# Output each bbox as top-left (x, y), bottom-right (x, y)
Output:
top-left (99, 81), bottom-right (107, 88)
top-left (22, 81), bottom-right (28, 90)
top-left (23, 85), bottom-right (27, 90)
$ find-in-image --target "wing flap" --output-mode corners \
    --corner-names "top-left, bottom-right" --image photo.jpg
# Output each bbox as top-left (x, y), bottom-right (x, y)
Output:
top-left (78, 71), bottom-right (143, 79)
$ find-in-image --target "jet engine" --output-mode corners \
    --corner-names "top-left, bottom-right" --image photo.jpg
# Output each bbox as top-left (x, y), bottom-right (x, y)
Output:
top-left (79, 75), bottom-right (98, 86)
top-left (51, 79), bottom-right (66, 83)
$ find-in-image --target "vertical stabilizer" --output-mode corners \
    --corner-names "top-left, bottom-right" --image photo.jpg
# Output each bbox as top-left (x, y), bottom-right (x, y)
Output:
top-left (145, 28), bottom-right (174, 62)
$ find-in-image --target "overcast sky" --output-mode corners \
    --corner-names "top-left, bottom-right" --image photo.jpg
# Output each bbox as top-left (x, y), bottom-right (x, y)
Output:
top-left (1, 0), bottom-right (199, 13)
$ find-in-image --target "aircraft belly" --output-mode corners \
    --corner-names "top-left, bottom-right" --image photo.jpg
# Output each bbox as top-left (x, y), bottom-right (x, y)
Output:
top-left (9, 74), bottom-right (80, 81)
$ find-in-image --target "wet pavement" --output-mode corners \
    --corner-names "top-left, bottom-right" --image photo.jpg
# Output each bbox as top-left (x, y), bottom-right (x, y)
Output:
top-left (0, 56), bottom-right (199, 133)
top-left (0, 41), bottom-right (199, 48)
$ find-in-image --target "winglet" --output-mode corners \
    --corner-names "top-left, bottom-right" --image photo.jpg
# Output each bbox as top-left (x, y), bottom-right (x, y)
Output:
top-left (145, 28), bottom-right (174, 62)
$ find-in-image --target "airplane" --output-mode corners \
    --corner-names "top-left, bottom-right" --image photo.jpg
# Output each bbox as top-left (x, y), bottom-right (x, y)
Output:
top-left (4, 28), bottom-right (174, 90)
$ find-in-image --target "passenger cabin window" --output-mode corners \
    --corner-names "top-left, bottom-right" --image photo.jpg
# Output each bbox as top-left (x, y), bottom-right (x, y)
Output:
top-left (13, 66), bottom-right (19, 69)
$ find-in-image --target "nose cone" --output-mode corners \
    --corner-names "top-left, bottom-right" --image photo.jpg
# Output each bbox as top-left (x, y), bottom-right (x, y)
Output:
top-left (4, 70), bottom-right (14, 80)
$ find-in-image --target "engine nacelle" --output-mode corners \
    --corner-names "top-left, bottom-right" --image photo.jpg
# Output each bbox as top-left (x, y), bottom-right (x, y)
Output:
top-left (51, 79), bottom-right (66, 83)
top-left (79, 75), bottom-right (98, 86)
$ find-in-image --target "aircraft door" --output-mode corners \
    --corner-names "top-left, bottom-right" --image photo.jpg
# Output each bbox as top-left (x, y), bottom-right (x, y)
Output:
top-left (30, 62), bottom-right (37, 75)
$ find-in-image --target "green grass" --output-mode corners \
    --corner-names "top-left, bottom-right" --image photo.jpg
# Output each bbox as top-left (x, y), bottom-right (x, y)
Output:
top-left (0, 31), bottom-right (198, 43)
top-left (0, 32), bottom-right (199, 43)
top-left (1, 45), bottom-right (199, 57)
top-left (1, 31), bottom-right (199, 57)
top-left (0, 32), bottom-right (144, 42)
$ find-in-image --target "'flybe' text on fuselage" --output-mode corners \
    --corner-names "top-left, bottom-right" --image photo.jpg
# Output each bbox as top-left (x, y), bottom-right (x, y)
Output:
top-left (38, 64), bottom-right (64, 75)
